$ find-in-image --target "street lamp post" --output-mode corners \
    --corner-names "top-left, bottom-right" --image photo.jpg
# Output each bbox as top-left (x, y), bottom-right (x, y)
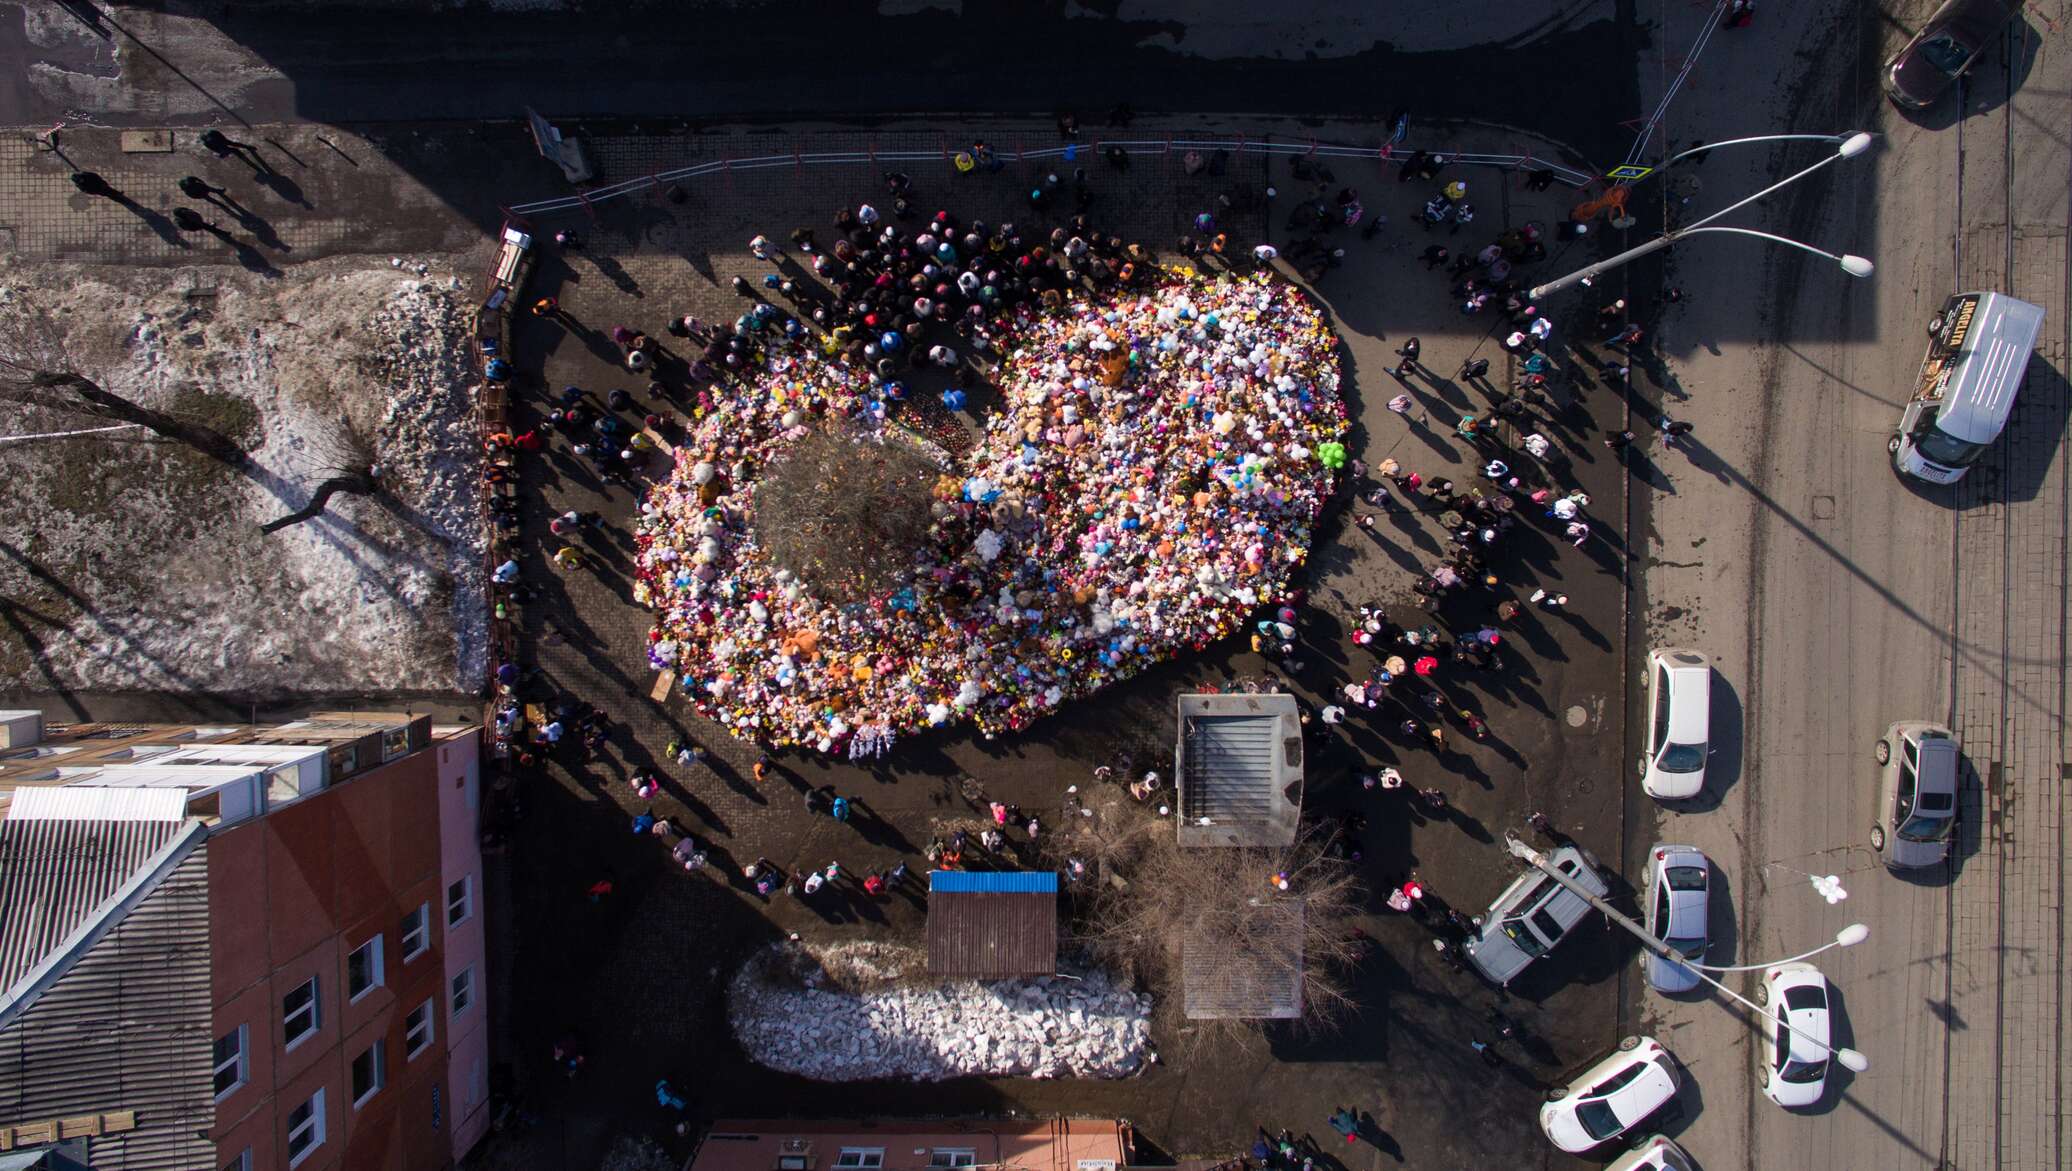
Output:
top-left (1502, 835), bottom-right (1870, 1073)
top-left (1528, 131), bottom-right (1877, 300)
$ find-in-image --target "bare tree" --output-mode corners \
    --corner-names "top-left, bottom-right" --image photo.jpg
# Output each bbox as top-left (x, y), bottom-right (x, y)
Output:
top-left (0, 294), bottom-right (249, 468)
top-left (261, 416), bottom-right (382, 533)
top-left (752, 424), bottom-right (943, 602)
top-left (1041, 794), bottom-right (1368, 1052)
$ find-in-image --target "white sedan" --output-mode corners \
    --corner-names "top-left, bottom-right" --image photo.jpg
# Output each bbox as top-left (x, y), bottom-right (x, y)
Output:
top-left (1540, 1036), bottom-right (1682, 1153)
top-left (1760, 962), bottom-right (1836, 1108)
top-left (1639, 648), bottom-right (1712, 799)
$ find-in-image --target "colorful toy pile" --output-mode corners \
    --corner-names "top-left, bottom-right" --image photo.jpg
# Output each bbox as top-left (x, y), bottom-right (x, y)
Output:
top-left (634, 270), bottom-right (1347, 753)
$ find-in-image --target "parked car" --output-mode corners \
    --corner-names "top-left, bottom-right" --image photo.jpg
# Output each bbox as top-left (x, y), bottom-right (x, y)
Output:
top-left (1639, 844), bottom-right (1711, 993)
top-left (1540, 1036), bottom-right (1682, 1154)
top-left (1462, 845), bottom-right (1610, 986)
top-left (1871, 721), bottom-right (1960, 869)
top-left (1606, 1136), bottom-right (1696, 1171)
top-left (1759, 963), bottom-right (1836, 1108)
top-left (1884, 0), bottom-right (2025, 109)
top-left (1639, 648), bottom-right (1712, 799)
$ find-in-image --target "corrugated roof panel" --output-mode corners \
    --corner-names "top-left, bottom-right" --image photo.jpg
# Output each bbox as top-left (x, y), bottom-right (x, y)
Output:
top-left (0, 842), bottom-right (215, 1171)
top-left (5, 787), bottom-right (189, 822)
top-left (926, 888), bottom-right (1058, 979)
top-left (0, 820), bottom-right (184, 993)
top-left (1175, 694), bottom-right (1303, 847)
top-left (928, 870), bottom-right (1058, 894)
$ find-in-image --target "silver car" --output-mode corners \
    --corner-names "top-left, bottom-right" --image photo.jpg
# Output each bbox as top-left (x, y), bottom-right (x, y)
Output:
top-left (1463, 845), bottom-right (1610, 986)
top-left (1871, 722), bottom-right (1960, 869)
top-left (1639, 844), bottom-right (1710, 993)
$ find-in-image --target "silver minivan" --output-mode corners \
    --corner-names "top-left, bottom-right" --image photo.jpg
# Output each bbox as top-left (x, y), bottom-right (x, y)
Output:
top-left (1871, 721), bottom-right (1961, 869)
top-left (1463, 845), bottom-right (1609, 985)
top-left (1891, 291), bottom-right (2045, 484)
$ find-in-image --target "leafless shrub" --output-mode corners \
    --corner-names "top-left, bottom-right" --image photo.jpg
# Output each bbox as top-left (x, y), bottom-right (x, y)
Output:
top-left (752, 424), bottom-right (942, 602)
top-left (1043, 793), bottom-right (1367, 1052)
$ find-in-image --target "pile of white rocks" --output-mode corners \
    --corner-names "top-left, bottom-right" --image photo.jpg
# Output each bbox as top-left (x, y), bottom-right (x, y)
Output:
top-left (728, 942), bottom-right (1152, 1081)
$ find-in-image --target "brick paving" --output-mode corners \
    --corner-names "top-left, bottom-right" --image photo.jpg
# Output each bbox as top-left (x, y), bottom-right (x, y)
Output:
top-left (1946, 222), bottom-right (2070, 1170)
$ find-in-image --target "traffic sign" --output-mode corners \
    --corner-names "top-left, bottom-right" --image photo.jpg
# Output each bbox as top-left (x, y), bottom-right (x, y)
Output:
top-left (1606, 164), bottom-right (1655, 182)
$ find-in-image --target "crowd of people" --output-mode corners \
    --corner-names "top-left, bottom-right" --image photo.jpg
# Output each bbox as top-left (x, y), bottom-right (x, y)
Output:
top-left (633, 244), bottom-right (1347, 754)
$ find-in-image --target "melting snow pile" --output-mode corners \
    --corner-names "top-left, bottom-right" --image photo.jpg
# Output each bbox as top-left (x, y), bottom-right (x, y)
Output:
top-left (0, 258), bottom-right (486, 695)
top-left (728, 942), bottom-right (1152, 1080)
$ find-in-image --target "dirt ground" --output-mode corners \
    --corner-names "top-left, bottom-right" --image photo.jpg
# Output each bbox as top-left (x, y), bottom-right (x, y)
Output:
top-left (0, 255), bottom-right (490, 704)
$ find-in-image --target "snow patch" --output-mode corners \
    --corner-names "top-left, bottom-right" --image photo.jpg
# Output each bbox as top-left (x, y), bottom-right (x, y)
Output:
top-left (728, 941), bottom-right (1152, 1081)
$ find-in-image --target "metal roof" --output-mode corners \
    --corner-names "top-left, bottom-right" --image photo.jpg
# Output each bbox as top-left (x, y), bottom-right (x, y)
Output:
top-left (926, 870), bottom-right (1058, 978)
top-left (929, 870), bottom-right (1058, 894)
top-left (1174, 694), bottom-right (1304, 847)
top-left (0, 833), bottom-right (215, 1170)
top-left (1182, 898), bottom-right (1306, 1019)
top-left (1930, 292), bottom-right (2045, 442)
top-left (0, 820), bottom-right (186, 994)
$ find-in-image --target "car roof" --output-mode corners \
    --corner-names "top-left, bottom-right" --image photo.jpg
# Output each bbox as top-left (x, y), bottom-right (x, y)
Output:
top-left (1603, 1056), bottom-right (1679, 1119)
top-left (1665, 885), bottom-right (1707, 925)
top-left (1914, 736), bottom-right (1960, 791)
top-left (1660, 658), bottom-right (1709, 742)
top-left (1933, 293), bottom-right (2045, 441)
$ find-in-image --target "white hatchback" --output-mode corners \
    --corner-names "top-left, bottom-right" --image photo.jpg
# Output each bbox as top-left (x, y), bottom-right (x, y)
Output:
top-left (1760, 962), bottom-right (1836, 1108)
top-left (1540, 1036), bottom-right (1681, 1153)
top-left (1639, 648), bottom-right (1711, 799)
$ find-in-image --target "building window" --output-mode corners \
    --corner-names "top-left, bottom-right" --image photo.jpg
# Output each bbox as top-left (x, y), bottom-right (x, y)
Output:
top-left (836, 1150), bottom-right (885, 1169)
top-left (282, 977), bottom-right (320, 1049)
top-left (931, 1152), bottom-right (977, 1168)
top-left (347, 935), bottom-right (384, 1002)
top-left (286, 1088), bottom-right (326, 1166)
top-left (405, 998), bottom-right (435, 1059)
top-left (401, 902), bottom-right (430, 961)
top-left (382, 726), bottom-right (410, 761)
top-left (224, 1150), bottom-right (252, 1171)
top-left (351, 1040), bottom-right (386, 1108)
top-left (446, 875), bottom-right (473, 927)
top-left (211, 1024), bottom-right (248, 1099)
top-left (450, 966), bottom-right (475, 1019)
top-left (778, 1158), bottom-right (810, 1171)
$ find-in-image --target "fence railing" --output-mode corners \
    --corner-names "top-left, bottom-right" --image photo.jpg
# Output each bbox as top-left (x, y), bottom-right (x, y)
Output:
top-left (505, 135), bottom-right (1595, 218)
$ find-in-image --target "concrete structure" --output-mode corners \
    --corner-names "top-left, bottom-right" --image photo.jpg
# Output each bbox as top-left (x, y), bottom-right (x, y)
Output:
top-left (686, 1119), bottom-right (1133, 1171)
top-left (1173, 694), bottom-right (1303, 848)
top-left (0, 711), bottom-right (491, 1171)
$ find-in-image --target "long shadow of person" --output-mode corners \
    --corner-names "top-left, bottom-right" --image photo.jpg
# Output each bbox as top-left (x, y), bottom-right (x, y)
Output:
top-left (196, 222), bottom-right (282, 277)
top-left (73, 172), bottom-right (190, 249)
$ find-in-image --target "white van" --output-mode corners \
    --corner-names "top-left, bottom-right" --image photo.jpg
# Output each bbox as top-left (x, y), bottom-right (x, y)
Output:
top-left (1891, 291), bottom-right (2045, 484)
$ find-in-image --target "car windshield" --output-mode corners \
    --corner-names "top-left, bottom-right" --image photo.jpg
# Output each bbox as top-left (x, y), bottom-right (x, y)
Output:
top-left (1919, 34), bottom-right (1975, 75)
top-left (1917, 424), bottom-right (1990, 467)
top-left (1501, 916), bottom-right (1548, 957)
top-left (1575, 1099), bottom-right (1625, 1142)
top-left (1900, 813), bottom-right (1955, 842)
top-left (1658, 742), bottom-right (1706, 773)
top-left (1666, 865), bottom-right (1708, 891)
top-left (1665, 935), bottom-right (1708, 960)
top-left (1781, 1057), bottom-right (1829, 1084)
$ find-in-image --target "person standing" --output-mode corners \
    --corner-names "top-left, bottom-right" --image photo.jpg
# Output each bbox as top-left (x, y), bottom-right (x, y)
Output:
top-left (1393, 337), bottom-right (1422, 378)
top-left (1327, 1108), bottom-right (1360, 1144)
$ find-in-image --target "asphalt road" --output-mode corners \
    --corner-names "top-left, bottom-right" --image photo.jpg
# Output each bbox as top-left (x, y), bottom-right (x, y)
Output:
top-left (1629, 1), bottom-right (2070, 1169)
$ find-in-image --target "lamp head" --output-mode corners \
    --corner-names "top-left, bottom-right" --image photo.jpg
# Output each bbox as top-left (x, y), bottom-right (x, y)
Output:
top-left (1837, 1047), bottom-right (1870, 1073)
top-left (1839, 132), bottom-right (1874, 157)
top-left (1840, 255), bottom-right (1875, 278)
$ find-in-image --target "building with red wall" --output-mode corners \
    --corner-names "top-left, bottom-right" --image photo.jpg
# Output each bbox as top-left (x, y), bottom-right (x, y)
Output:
top-left (0, 710), bottom-right (491, 1171)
